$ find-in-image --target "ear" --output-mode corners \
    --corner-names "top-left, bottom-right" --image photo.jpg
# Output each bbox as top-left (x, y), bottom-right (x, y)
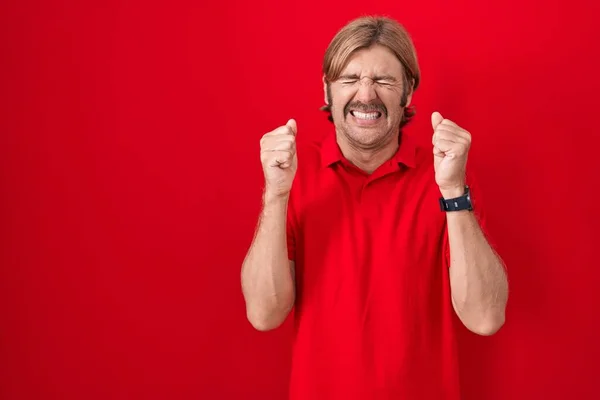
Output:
top-left (322, 74), bottom-right (329, 105)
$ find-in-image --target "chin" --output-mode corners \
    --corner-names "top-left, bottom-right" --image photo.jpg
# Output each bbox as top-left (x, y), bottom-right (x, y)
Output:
top-left (345, 128), bottom-right (388, 147)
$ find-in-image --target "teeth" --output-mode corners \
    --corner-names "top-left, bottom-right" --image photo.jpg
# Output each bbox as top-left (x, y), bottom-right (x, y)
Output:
top-left (353, 111), bottom-right (380, 120)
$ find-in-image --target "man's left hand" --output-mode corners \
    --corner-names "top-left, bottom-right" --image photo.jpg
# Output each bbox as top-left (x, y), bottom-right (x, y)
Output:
top-left (431, 111), bottom-right (471, 198)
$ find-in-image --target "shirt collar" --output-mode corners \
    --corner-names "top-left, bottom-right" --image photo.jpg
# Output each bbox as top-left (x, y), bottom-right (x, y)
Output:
top-left (320, 131), bottom-right (417, 169)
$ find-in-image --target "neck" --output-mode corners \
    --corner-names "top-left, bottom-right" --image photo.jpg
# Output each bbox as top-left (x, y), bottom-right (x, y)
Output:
top-left (336, 130), bottom-right (400, 174)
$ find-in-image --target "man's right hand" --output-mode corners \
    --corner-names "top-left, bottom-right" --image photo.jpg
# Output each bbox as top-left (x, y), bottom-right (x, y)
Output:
top-left (260, 119), bottom-right (298, 199)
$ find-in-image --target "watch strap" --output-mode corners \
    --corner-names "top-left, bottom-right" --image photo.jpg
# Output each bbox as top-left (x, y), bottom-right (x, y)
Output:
top-left (439, 186), bottom-right (472, 212)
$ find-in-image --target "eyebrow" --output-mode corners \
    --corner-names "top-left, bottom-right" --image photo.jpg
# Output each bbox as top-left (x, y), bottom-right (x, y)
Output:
top-left (338, 74), bottom-right (360, 80)
top-left (374, 75), bottom-right (398, 82)
top-left (337, 74), bottom-right (398, 82)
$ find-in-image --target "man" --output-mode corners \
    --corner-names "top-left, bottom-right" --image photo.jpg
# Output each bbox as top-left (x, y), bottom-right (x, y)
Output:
top-left (241, 15), bottom-right (508, 400)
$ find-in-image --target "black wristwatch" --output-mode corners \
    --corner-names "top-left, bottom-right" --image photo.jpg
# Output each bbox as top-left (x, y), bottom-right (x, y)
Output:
top-left (439, 186), bottom-right (473, 212)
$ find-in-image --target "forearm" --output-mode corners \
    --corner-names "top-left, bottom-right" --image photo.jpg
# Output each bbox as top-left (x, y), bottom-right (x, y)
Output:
top-left (446, 209), bottom-right (508, 336)
top-left (241, 193), bottom-right (295, 331)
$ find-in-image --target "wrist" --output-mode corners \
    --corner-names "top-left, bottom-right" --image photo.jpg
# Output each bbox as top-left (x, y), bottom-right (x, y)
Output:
top-left (440, 185), bottom-right (466, 199)
top-left (263, 189), bottom-right (290, 208)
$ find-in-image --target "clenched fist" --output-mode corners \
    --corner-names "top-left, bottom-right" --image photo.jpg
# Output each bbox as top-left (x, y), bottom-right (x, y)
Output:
top-left (431, 111), bottom-right (471, 197)
top-left (260, 119), bottom-right (298, 199)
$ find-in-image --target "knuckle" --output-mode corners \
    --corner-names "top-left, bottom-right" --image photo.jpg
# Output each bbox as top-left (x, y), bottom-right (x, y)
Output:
top-left (285, 138), bottom-right (296, 149)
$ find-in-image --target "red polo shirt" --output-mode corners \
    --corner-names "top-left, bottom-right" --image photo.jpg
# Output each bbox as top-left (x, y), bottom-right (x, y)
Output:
top-left (286, 129), bottom-right (486, 400)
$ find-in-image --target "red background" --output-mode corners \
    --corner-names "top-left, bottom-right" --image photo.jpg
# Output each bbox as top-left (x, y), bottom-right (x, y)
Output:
top-left (1, 1), bottom-right (599, 399)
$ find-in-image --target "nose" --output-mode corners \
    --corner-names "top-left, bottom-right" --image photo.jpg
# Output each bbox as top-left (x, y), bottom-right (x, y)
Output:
top-left (355, 77), bottom-right (378, 103)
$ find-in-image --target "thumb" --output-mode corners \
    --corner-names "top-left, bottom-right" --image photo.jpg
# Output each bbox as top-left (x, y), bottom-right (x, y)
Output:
top-left (286, 119), bottom-right (297, 136)
top-left (431, 111), bottom-right (443, 130)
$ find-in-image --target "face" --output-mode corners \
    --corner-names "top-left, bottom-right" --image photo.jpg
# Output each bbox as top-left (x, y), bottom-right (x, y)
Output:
top-left (325, 44), bottom-right (412, 149)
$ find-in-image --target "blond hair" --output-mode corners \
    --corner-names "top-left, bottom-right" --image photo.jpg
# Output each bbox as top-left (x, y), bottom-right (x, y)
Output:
top-left (321, 16), bottom-right (421, 128)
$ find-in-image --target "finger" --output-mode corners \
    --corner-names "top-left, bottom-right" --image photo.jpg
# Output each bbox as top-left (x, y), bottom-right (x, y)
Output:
top-left (262, 150), bottom-right (294, 168)
top-left (433, 138), bottom-right (454, 153)
top-left (439, 119), bottom-right (461, 129)
top-left (440, 119), bottom-right (471, 138)
top-left (432, 127), bottom-right (459, 145)
top-left (433, 125), bottom-right (470, 143)
top-left (433, 145), bottom-right (445, 158)
top-left (286, 119), bottom-right (297, 136)
top-left (433, 127), bottom-right (470, 145)
top-left (273, 151), bottom-right (294, 168)
top-left (261, 136), bottom-right (296, 151)
top-left (265, 125), bottom-right (295, 137)
top-left (431, 111), bottom-right (444, 130)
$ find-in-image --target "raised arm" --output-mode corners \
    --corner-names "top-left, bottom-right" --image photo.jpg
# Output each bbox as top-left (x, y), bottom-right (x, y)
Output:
top-left (241, 119), bottom-right (298, 331)
top-left (432, 111), bottom-right (508, 335)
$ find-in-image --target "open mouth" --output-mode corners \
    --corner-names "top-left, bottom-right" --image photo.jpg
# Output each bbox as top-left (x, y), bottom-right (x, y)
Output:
top-left (350, 110), bottom-right (382, 120)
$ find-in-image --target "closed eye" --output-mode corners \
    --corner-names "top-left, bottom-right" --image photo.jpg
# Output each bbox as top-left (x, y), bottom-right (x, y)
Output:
top-left (337, 74), bottom-right (360, 85)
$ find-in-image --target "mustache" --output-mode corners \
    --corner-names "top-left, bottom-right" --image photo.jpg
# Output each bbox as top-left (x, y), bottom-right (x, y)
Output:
top-left (344, 101), bottom-right (388, 117)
